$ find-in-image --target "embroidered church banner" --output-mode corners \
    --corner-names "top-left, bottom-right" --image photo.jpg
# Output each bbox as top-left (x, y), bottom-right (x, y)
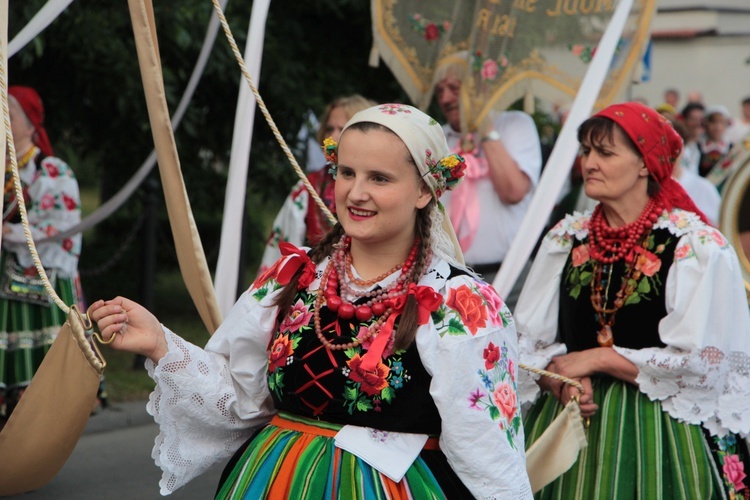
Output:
top-left (371, 0), bottom-right (657, 133)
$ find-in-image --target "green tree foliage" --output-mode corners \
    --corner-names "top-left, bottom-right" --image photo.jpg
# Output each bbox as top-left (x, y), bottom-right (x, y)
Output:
top-left (7, 0), bottom-right (404, 301)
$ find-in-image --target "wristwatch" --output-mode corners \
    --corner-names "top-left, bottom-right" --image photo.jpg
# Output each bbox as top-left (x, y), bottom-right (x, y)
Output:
top-left (481, 130), bottom-right (501, 143)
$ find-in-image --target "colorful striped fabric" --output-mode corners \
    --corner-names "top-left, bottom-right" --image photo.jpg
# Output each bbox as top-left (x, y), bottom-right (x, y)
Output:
top-left (0, 253), bottom-right (79, 392)
top-left (217, 413), bottom-right (446, 499)
top-left (524, 377), bottom-right (727, 499)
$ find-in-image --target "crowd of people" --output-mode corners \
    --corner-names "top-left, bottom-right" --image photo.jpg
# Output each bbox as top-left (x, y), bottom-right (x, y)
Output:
top-left (85, 72), bottom-right (750, 498)
top-left (6, 75), bottom-right (750, 497)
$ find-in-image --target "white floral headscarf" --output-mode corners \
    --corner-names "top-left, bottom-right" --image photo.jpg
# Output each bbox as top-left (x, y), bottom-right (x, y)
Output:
top-left (340, 103), bottom-right (467, 266)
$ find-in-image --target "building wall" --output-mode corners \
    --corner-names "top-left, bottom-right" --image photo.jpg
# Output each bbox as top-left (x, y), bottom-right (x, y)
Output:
top-left (629, 0), bottom-right (750, 117)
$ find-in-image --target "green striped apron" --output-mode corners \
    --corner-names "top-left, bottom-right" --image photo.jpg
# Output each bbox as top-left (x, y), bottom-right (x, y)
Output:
top-left (524, 377), bottom-right (728, 499)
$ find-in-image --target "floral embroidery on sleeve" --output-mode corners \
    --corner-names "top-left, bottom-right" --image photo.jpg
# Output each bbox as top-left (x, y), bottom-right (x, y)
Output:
top-left (468, 341), bottom-right (521, 448)
top-left (432, 281), bottom-right (509, 337)
top-left (674, 243), bottom-right (696, 262)
top-left (696, 228), bottom-right (729, 249)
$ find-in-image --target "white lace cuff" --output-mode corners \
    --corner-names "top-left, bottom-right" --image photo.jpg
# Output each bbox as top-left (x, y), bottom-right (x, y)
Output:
top-left (614, 345), bottom-right (750, 437)
top-left (146, 328), bottom-right (268, 495)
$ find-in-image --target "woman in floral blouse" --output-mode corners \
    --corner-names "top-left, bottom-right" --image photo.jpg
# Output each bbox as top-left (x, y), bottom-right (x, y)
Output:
top-left (1, 87), bottom-right (84, 418)
top-left (516, 101), bottom-right (750, 498)
top-left (91, 104), bottom-right (531, 498)
top-left (256, 95), bottom-right (375, 276)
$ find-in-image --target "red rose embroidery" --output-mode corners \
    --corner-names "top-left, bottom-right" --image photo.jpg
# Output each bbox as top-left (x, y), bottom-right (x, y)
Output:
top-left (493, 382), bottom-right (517, 421)
top-left (347, 353), bottom-right (390, 396)
top-left (279, 299), bottom-right (313, 333)
top-left (39, 194), bottom-right (55, 210)
top-left (424, 23), bottom-right (439, 41)
top-left (723, 454), bottom-right (747, 492)
top-left (571, 244), bottom-right (590, 267)
top-left (710, 230), bottom-right (726, 247)
top-left (446, 284), bottom-right (487, 335)
top-left (62, 238), bottom-right (74, 252)
top-left (268, 334), bottom-right (294, 373)
top-left (483, 342), bottom-right (500, 370)
top-left (46, 163), bottom-right (60, 178)
top-left (62, 193), bottom-right (77, 210)
top-left (252, 258), bottom-right (282, 289)
top-left (635, 250), bottom-right (661, 277)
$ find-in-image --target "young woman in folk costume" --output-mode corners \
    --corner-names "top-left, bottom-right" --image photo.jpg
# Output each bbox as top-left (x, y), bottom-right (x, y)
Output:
top-left (1, 86), bottom-right (87, 418)
top-left (516, 102), bottom-right (750, 498)
top-left (257, 95), bottom-right (376, 275)
top-left (91, 104), bottom-right (532, 498)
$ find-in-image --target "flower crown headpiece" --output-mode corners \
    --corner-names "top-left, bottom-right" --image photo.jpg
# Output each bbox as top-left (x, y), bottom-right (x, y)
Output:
top-left (424, 151), bottom-right (467, 198)
top-left (323, 137), bottom-right (338, 177)
top-left (321, 137), bottom-right (466, 197)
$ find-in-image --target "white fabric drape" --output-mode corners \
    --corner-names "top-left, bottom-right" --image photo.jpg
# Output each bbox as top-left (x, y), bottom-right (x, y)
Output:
top-left (8, 0), bottom-right (73, 58)
top-left (492, 0), bottom-right (636, 297)
top-left (10, 0), bottom-right (228, 243)
top-left (214, 0), bottom-right (271, 316)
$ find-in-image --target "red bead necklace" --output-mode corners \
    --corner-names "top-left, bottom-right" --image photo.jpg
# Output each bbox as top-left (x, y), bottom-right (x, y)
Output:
top-left (589, 248), bottom-right (645, 347)
top-left (588, 198), bottom-right (664, 264)
top-left (588, 198), bottom-right (663, 346)
top-left (312, 236), bottom-right (420, 351)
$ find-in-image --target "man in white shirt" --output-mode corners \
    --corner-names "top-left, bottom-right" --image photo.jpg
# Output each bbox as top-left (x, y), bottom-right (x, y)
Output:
top-left (679, 102), bottom-right (705, 175)
top-left (727, 97), bottom-right (750, 146)
top-left (434, 76), bottom-right (542, 304)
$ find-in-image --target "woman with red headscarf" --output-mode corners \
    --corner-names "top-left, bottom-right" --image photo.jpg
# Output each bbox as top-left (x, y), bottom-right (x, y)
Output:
top-left (515, 102), bottom-right (750, 497)
top-left (1, 86), bottom-right (87, 419)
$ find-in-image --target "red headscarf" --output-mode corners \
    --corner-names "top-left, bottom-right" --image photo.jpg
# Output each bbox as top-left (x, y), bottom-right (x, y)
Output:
top-left (8, 86), bottom-right (54, 157)
top-left (594, 101), bottom-right (710, 224)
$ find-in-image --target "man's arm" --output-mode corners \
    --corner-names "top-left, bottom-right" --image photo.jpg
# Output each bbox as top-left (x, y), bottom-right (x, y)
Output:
top-left (482, 137), bottom-right (531, 204)
top-left (481, 112), bottom-right (541, 205)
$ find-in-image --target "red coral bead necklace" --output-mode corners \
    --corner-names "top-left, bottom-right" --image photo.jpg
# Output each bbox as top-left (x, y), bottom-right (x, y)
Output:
top-left (312, 235), bottom-right (420, 350)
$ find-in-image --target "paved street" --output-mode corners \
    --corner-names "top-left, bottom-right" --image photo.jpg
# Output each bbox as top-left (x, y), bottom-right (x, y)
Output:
top-left (6, 403), bottom-right (225, 499)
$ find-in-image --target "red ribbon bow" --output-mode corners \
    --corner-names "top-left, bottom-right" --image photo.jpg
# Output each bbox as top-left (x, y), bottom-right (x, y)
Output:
top-left (277, 242), bottom-right (316, 290)
top-left (360, 284), bottom-right (444, 372)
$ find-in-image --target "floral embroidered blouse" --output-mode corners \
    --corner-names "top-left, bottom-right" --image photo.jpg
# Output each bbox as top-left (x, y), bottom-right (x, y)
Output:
top-left (144, 253), bottom-right (530, 497)
top-left (3, 148), bottom-right (81, 278)
top-left (514, 209), bottom-right (750, 438)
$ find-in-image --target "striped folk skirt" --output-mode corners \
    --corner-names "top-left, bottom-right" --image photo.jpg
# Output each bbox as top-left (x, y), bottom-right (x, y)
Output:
top-left (0, 252), bottom-right (82, 404)
top-left (216, 412), bottom-right (467, 500)
top-left (523, 377), bottom-right (748, 499)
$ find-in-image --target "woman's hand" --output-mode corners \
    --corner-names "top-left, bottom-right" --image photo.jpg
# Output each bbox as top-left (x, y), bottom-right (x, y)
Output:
top-left (551, 348), bottom-right (605, 380)
top-left (560, 376), bottom-right (598, 418)
top-left (89, 297), bottom-right (168, 363)
top-left (543, 360), bottom-right (599, 417)
top-left (553, 347), bottom-right (640, 386)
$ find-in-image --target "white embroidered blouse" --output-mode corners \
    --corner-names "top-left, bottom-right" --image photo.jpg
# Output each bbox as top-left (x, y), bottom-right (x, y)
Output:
top-left (3, 150), bottom-right (81, 278)
top-left (145, 255), bottom-right (532, 498)
top-left (514, 209), bottom-right (750, 438)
